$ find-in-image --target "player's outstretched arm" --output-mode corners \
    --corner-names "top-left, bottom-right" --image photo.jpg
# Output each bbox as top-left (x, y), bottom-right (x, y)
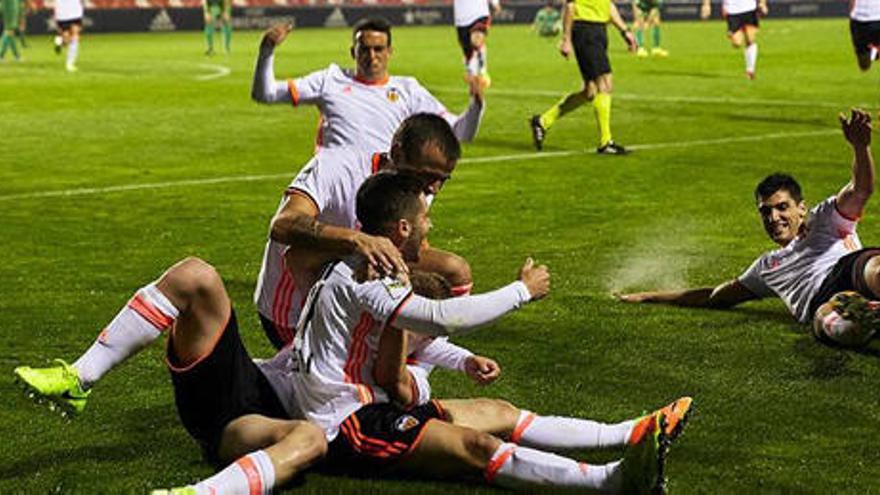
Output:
top-left (616, 279), bottom-right (756, 309)
top-left (251, 23), bottom-right (295, 104)
top-left (451, 97), bottom-right (485, 143)
top-left (836, 108), bottom-right (875, 220)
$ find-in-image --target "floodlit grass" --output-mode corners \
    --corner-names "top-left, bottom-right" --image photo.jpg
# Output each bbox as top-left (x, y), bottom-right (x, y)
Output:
top-left (2, 18), bottom-right (880, 493)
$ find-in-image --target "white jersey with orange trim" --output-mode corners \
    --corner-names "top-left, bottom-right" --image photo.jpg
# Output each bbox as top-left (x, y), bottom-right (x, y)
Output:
top-left (252, 49), bottom-right (484, 149)
top-left (258, 259), bottom-right (532, 440)
top-left (722, 0), bottom-right (756, 15)
top-left (851, 0), bottom-right (880, 21)
top-left (55, 0), bottom-right (83, 21)
top-left (454, 0), bottom-right (499, 27)
top-left (738, 197), bottom-right (861, 323)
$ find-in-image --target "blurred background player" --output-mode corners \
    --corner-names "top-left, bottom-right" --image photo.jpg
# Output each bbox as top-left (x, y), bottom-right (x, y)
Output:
top-left (529, 0), bottom-right (637, 154)
top-left (53, 0), bottom-right (82, 71)
top-left (532, 0), bottom-right (562, 37)
top-left (701, 0), bottom-right (767, 79)
top-left (454, 0), bottom-right (501, 90)
top-left (202, 0), bottom-right (231, 55)
top-left (849, 0), bottom-right (880, 71)
top-left (632, 0), bottom-right (668, 57)
top-left (0, 0), bottom-right (21, 61)
top-left (15, 0), bottom-right (28, 48)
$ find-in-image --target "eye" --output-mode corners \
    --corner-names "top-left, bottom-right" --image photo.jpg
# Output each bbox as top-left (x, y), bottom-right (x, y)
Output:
top-left (777, 203), bottom-right (789, 211)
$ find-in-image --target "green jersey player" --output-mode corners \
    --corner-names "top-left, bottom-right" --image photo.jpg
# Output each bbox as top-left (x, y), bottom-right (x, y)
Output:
top-left (0, 0), bottom-right (21, 60)
top-left (632, 0), bottom-right (667, 57)
top-left (203, 0), bottom-right (231, 55)
top-left (532, 0), bottom-right (562, 37)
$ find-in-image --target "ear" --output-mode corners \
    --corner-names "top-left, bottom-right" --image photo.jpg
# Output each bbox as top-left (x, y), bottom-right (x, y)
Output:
top-left (397, 218), bottom-right (412, 239)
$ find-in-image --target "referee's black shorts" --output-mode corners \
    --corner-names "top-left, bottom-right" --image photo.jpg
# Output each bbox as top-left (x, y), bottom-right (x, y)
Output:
top-left (572, 21), bottom-right (611, 82)
top-left (850, 18), bottom-right (880, 56)
top-left (168, 309), bottom-right (289, 463)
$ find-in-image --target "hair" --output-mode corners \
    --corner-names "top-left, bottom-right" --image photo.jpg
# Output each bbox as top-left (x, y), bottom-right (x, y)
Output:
top-left (356, 171), bottom-right (426, 235)
top-left (352, 16), bottom-right (392, 47)
top-left (391, 113), bottom-right (461, 167)
top-left (410, 270), bottom-right (453, 299)
top-left (754, 173), bottom-right (803, 203)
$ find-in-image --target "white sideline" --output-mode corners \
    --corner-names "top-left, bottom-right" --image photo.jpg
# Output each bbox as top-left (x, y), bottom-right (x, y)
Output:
top-left (195, 63), bottom-right (231, 81)
top-left (0, 128), bottom-right (838, 202)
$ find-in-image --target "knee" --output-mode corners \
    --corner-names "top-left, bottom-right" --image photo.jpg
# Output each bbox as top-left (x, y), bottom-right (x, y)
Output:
top-left (442, 253), bottom-right (472, 288)
top-left (475, 398), bottom-right (520, 425)
top-left (163, 257), bottom-right (224, 300)
top-left (288, 422), bottom-right (328, 461)
top-left (461, 430), bottom-right (503, 467)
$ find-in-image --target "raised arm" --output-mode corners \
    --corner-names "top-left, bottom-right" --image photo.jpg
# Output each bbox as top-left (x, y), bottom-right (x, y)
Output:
top-left (617, 279), bottom-right (757, 309)
top-left (836, 109), bottom-right (875, 220)
top-left (450, 97), bottom-right (485, 143)
top-left (251, 23), bottom-right (295, 104)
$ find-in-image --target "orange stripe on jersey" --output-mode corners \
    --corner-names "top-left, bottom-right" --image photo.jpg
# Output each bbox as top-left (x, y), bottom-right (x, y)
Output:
top-left (128, 294), bottom-right (175, 330)
top-left (484, 445), bottom-right (515, 483)
top-left (287, 79), bottom-right (299, 106)
top-left (235, 455), bottom-right (263, 495)
top-left (371, 153), bottom-right (382, 173)
top-left (344, 313), bottom-right (372, 383)
top-left (450, 283), bottom-right (473, 297)
top-left (509, 412), bottom-right (536, 444)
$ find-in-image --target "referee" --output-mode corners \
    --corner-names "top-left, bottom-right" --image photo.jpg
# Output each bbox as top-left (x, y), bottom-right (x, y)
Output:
top-left (530, 0), bottom-right (636, 154)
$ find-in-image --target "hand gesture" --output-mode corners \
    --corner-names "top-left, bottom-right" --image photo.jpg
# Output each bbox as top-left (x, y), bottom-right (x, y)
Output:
top-left (262, 22), bottom-right (293, 48)
top-left (840, 108), bottom-right (872, 149)
top-left (353, 232), bottom-right (409, 277)
top-left (559, 38), bottom-right (573, 59)
top-left (622, 30), bottom-right (638, 52)
top-left (464, 355), bottom-right (501, 385)
top-left (699, 3), bottom-right (711, 19)
top-left (519, 257), bottom-right (550, 300)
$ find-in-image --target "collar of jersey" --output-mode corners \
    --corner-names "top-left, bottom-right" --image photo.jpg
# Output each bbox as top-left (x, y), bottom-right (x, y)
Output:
top-left (353, 74), bottom-right (390, 86)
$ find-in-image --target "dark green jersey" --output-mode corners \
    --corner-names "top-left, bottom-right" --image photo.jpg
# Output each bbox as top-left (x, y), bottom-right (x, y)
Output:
top-left (534, 7), bottom-right (561, 35)
top-left (635, 0), bottom-right (662, 14)
top-left (2, 0), bottom-right (20, 25)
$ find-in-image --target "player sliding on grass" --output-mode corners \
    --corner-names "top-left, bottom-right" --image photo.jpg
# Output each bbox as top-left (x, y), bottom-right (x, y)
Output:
top-left (251, 17), bottom-right (484, 152)
top-left (700, 0), bottom-right (767, 79)
top-left (14, 172), bottom-right (691, 494)
top-left (619, 109), bottom-right (880, 348)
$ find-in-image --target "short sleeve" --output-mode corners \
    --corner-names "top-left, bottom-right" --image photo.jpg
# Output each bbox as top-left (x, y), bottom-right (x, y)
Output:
top-left (809, 196), bottom-right (859, 239)
top-left (289, 66), bottom-right (330, 106)
top-left (737, 255), bottom-right (774, 298)
top-left (408, 80), bottom-right (455, 124)
top-left (356, 275), bottom-right (414, 326)
top-left (287, 154), bottom-right (326, 211)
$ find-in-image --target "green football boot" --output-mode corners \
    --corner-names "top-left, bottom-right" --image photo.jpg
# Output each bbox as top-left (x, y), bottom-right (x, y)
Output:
top-left (621, 412), bottom-right (668, 494)
top-left (150, 487), bottom-right (197, 495)
top-left (13, 359), bottom-right (90, 418)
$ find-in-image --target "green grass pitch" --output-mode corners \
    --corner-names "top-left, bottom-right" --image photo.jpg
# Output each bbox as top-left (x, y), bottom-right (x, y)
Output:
top-left (2, 17), bottom-right (880, 493)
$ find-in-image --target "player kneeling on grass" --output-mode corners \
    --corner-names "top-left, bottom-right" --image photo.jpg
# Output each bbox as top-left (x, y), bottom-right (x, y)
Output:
top-left (619, 109), bottom-right (880, 350)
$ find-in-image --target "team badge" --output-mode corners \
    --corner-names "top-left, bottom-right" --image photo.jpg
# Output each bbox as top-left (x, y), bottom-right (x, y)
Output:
top-left (386, 88), bottom-right (400, 103)
top-left (381, 273), bottom-right (411, 300)
top-left (394, 414), bottom-right (420, 432)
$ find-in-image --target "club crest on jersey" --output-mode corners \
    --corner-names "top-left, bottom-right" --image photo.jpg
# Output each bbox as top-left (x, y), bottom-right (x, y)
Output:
top-left (394, 414), bottom-right (420, 432)
top-left (381, 274), bottom-right (410, 300)
top-left (386, 88), bottom-right (400, 103)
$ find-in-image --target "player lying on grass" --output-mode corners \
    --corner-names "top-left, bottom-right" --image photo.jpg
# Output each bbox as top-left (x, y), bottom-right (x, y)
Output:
top-left (619, 109), bottom-right (880, 348)
top-left (14, 172), bottom-right (691, 494)
top-left (256, 114), bottom-right (476, 353)
top-left (251, 17), bottom-right (484, 152)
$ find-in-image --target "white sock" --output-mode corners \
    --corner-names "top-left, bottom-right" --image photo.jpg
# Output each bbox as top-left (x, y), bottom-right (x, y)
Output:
top-left (511, 410), bottom-right (635, 451)
top-left (73, 283), bottom-right (178, 389)
top-left (744, 42), bottom-right (758, 73)
top-left (485, 443), bottom-right (622, 491)
top-left (466, 53), bottom-right (480, 77)
top-left (478, 46), bottom-right (488, 74)
top-left (67, 39), bottom-right (79, 66)
top-left (193, 450), bottom-right (276, 495)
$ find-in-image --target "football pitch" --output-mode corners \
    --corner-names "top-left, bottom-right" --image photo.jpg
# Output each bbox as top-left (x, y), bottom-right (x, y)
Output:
top-left (2, 17), bottom-right (880, 493)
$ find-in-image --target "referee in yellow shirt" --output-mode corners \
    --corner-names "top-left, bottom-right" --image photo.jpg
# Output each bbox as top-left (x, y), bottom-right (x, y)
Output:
top-left (530, 0), bottom-right (636, 154)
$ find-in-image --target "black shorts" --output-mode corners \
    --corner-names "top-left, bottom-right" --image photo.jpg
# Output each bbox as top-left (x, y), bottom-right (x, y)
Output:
top-left (572, 21), bottom-right (611, 82)
top-left (808, 248), bottom-right (880, 319)
top-left (726, 10), bottom-right (758, 35)
top-left (324, 400), bottom-right (446, 476)
top-left (57, 18), bottom-right (82, 30)
top-left (850, 19), bottom-right (880, 56)
top-left (168, 309), bottom-right (289, 463)
top-left (456, 16), bottom-right (490, 58)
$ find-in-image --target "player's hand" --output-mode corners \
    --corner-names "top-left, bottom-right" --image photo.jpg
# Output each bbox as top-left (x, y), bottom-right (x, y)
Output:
top-left (615, 292), bottom-right (653, 303)
top-left (464, 355), bottom-right (501, 385)
top-left (263, 22), bottom-right (293, 48)
top-left (519, 257), bottom-right (550, 300)
top-left (840, 108), bottom-right (872, 149)
top-left (467, 75), bottom-right (485, 104)
top-left (492, 4), bottom-right (502, 16)
top-left (758, 2), bottom-right (768, 16)
top-left (699, 3), bottom-right (711, 19)
top-left (353, 232), bottom-right (409, 277)
top-left (622, 30), bottom-right (638, 52)
top-left (559, 38), bottom-right (573, 59)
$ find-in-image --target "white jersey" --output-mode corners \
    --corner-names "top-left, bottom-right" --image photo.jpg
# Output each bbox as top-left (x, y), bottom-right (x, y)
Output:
top-left (851, 0), bottom-right (880, 22)
top-left (260, 259), bottom-right (531, 440)
top-left (55, 0), bottom-right (83, 21)
top-left (723, 0), bottom-right (756, 16)
top-left (454, 0), bottom-right (499, 27)
top-left (738, 197), bottom-right (861, 323)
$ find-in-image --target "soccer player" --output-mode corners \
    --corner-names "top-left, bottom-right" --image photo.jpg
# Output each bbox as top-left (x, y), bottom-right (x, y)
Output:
top-left (15, 0), bottom-right (28, 47)
top-left (454, 0), bottom-right (501, 89)
top-left (251, 18), bottom-right (484, 152)
top-left (849, 0), bottom-right (880, 71)
top-left (700, 0), bottom-right (767, 79)
top-left (632, 0), bottom-right (668, 57)
top-left (0, 0), bottom-right (21, 61)
top-left (202, 0), bottom-right (231, 55)
top-left (53, 0), bottom-right (83, 72)
top-left (618, 109), bottom-right (880, 348)
top-left (529, 0), bottom-right (637, 154)
top-left (532, 0), bottom-right (562, 37)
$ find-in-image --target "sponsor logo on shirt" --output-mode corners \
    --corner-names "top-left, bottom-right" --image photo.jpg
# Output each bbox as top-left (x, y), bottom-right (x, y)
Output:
top-left (394, 414), bottom-right (420, 432)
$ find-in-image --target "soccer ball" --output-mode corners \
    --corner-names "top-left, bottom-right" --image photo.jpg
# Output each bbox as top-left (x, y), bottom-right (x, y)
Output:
top-left (812, 291), bottom-right (878, 348)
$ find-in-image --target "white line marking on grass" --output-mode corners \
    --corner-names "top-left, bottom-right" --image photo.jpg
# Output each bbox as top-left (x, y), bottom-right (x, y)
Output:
top-left (0, 129), bottom-right (838, 202)
top-left (195, 63), bottom-right (231, 81)
top-left (430, 86), bottom-right (870, 109)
